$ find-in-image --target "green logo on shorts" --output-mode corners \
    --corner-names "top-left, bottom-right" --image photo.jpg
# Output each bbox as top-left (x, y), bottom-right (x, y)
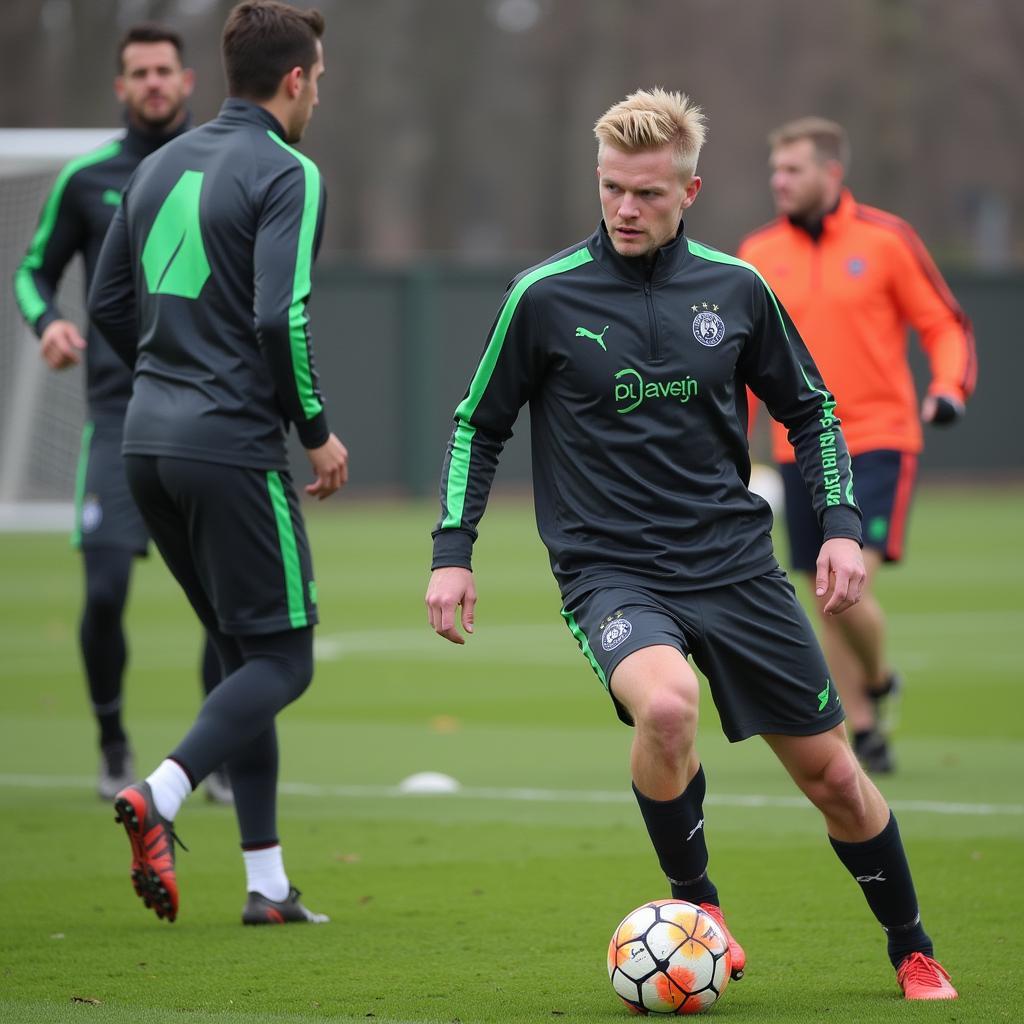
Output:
top-left (817, 678), bottom-right (831, 712)
top-left (308, 580), bottom-right (318, 606)
top-left (867, 516), bottom-right (888, 542)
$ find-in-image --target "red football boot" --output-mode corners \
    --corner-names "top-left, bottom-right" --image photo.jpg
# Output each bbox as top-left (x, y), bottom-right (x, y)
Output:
top-left (700, 903), bottom-right (746, 980)
top-left (113, 781), bottom-right (185, 923)
top-left (897, 952), bottom-right (958, 1000)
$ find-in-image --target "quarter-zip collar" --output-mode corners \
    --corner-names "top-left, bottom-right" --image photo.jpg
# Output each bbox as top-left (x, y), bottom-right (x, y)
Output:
top-left (589, 219), bottom-right (691, 285)
top-left (121, 112), bottom-right (192, 158)
top-left (787, 190), bottom-right (854, 242)
top-left (216, 97), bottom-right (288, 140)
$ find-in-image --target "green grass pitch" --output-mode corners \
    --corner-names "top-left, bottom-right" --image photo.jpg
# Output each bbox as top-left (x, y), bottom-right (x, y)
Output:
top-left (1, 484), bottom-right (1021, 1023)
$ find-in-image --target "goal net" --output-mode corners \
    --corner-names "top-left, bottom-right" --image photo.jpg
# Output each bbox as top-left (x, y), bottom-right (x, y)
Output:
top-left (0, 129), bottom-right (118, 531)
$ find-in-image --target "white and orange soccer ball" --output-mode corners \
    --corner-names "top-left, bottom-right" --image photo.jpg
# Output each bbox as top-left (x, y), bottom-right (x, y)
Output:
top-left (607, 900), bottom-right (732, 1015)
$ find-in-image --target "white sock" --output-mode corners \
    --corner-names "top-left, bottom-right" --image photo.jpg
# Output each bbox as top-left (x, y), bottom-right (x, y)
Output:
top-left (243, 845), bottom-right (289, 902)
top-left (145, 759), bottom-right (193, 821)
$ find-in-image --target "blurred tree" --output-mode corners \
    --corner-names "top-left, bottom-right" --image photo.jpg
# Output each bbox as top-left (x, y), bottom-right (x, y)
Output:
top-left (2, 0), bottom-right (1021, 265)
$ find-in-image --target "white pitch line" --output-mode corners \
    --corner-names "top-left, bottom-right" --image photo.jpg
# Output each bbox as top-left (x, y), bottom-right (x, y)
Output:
top-left (0, 773), bottom-right (1021, 818)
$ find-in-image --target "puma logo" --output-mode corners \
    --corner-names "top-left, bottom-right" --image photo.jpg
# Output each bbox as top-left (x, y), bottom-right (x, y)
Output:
top-left (575, 324), bottom-right (609, 351)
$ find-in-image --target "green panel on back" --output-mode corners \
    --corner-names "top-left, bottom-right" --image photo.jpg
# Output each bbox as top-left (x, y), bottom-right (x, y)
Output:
top-left (141, 170), bottom-right (211, 299)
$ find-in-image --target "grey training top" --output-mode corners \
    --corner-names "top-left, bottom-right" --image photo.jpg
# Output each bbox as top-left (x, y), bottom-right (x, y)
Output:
top-left (14, 119), bottom-right (190, 421)
top-left (432, 222), bottom-right (862, 601)
top-left (88, 99), bottom-right (329, 469)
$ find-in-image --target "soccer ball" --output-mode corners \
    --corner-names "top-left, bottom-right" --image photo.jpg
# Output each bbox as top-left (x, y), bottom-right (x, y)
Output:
top-left (607, 900), bottom-right (732, 1015)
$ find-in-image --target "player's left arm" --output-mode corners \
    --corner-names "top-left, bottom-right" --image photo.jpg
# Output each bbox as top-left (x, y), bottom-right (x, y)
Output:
top-left (87, 202), bottom-right (139, 369)
top-left (734, 238), bottom-right (771, 441)
top-left (739, 272), bottom-right (865, 611)
top-left (888, 224), bottom-right (977, 426)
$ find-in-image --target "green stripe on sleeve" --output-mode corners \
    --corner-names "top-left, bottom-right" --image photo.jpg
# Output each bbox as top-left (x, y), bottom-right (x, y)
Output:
top-left (266, 470), bottom-right (308, 629)
top-left (14, 141), bottom-right (122, 326)
top-left (441, 422), bottom-right (477, 530)
top-left (70, 421), bottom-right (95, 549)
top-left (560, 608), bottom-right (608, 688)
top-left (441, 246), bottom-right (594, 529)
top-left (267, 131), bottom-right (322, 419)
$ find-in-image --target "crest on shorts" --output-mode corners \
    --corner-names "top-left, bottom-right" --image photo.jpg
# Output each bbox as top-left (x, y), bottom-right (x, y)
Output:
top-left (601, 616), bottom-right (633, 652)
top-left (692, 304), bottom-right (725, 347)
top-left (81, 494), bottom-right (103, 533)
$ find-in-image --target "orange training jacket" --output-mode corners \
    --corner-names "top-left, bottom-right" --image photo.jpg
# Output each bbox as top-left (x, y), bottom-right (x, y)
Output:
top-left (738, 189), bottom-right (977, 462)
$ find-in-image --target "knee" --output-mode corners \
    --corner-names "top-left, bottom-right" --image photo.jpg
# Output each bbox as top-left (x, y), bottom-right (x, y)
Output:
top-left (84, 573), bottom-right (128, 621)
top-left (807, 746), bottom-right (868, 818)
top-left (239, 629), bottom-right (315, 704)
top-left (634, 685), bottom-right (698, 753)
top-left (289, 646), bottom-right (314, 699)
top-left (82, 550), bottom-right (132, 620)
top-left (277, 634), bottom-right (314, 701)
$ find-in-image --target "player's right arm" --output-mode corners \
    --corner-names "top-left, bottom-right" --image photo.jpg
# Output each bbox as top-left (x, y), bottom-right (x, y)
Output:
top-left (425, 567), bottom-right (477, 645)
top-left (252, 150), bottom-right (347, 497)
top-left (13, 164), bottom-right (88, 369)
top-left (253, 153), bottom-right (329, 447)
top-left (428, 281), bottom-right (541, 643)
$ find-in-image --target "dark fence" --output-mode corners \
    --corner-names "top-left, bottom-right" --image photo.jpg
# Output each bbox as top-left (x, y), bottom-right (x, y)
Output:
top-left (305, 261), bottom-right (1021, 496)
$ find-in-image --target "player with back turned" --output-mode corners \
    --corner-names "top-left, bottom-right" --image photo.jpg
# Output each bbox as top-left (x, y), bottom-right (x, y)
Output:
top-left (13, 23), bottom-right (232, 805)
top-left (738, 118), bottom-right (977, 774)
top-left (426, 89), bottom-right (957, 1000)
top-left (88, 0), bottom-right (348, 926)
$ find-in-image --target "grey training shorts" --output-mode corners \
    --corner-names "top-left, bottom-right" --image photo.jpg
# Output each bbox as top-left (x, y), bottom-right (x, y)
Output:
top-left (561, 567), bottom-right (845, 741)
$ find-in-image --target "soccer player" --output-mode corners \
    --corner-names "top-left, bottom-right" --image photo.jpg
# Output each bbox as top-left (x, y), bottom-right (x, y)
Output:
top-left (88, 0), bottom-right (348, 926)
top-left (738, 118), bottom-right (977, 774)
top-left (425, 89), bottom-right (957, 1000)
top-left (13, 23), bottom-right (232, 806)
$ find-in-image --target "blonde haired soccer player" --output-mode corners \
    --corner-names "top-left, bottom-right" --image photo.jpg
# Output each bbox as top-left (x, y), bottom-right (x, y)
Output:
top-left (427, 88), bottom-right (957, 1001)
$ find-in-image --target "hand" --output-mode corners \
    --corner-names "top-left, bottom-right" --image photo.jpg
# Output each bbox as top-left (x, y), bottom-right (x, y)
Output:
top-left (40, 319), bottom-right (86, 369)
top-left (425, 566), bottom-right (476, 645)
top-left (815, 537), bottom-right (866, 615)
top-left (304, 433), bottom-right (348, 500)
top-left (921, 393), bottom-right (964, 427)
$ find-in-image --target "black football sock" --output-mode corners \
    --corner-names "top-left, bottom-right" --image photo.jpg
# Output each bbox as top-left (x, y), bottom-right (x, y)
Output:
top-left (80, 548), bottom-right (134, 747)
top-left (633, 765), bottom-right (719, 906)
top-left (829, 812), bottom-right (933, 968)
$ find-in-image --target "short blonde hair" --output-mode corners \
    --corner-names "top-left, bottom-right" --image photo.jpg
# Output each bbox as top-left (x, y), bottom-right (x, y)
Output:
top-left (594, 88), bottom-right (707, 180)
top-left (769, 116), bottom-right (850, 168)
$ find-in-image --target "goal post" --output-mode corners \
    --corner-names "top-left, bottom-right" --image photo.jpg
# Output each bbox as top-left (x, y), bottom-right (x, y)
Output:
top-left (0, 128), bottom-right (119, 531)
